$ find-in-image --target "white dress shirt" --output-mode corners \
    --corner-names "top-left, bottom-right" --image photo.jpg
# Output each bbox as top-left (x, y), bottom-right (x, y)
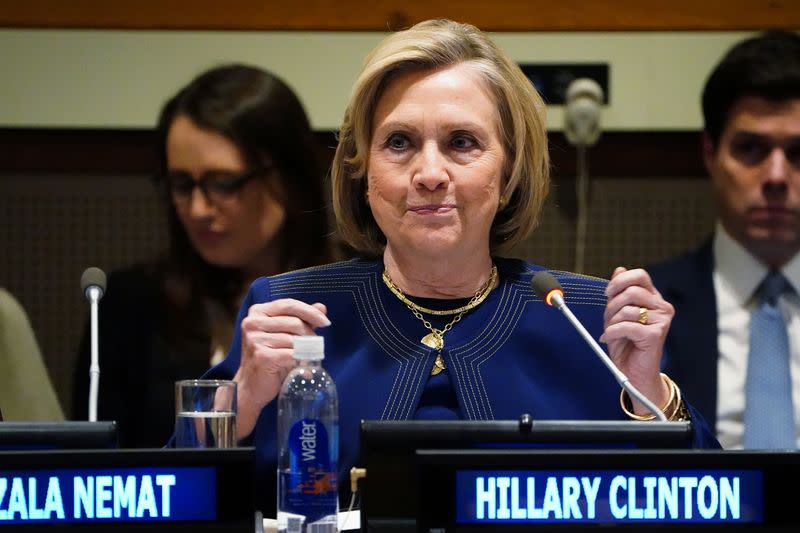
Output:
top-left (713, 223), bottom-right (800, 449)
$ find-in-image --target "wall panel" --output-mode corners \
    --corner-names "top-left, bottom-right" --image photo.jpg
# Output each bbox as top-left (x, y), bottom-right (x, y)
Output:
top-left (2, 0), bottom-right (798, 31)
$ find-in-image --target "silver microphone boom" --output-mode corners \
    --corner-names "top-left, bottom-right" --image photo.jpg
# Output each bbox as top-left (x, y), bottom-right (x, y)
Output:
top-left (531, 271), bottom-right (667, 422)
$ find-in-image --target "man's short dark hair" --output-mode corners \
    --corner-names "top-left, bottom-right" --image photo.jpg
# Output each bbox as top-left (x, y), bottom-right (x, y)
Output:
top-left (702, 31), bottom-right (800, 148)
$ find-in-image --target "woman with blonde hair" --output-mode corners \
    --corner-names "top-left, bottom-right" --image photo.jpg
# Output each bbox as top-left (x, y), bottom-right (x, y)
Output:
top-left (198, 20), bottom-right (719, 516)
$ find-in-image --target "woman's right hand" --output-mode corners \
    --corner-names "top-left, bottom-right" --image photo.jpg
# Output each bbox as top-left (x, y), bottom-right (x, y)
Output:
top-left (233, 298), bottom-right (330, 440)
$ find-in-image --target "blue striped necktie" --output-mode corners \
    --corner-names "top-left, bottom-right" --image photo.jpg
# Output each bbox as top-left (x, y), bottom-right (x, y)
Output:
top-left (743, 270), bottom-right (795, 449)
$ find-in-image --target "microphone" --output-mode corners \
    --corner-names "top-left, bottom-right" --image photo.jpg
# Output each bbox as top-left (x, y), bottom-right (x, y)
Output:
top-left (531, 271), bottom-right (667, 422)
top-left (81, 267), bottom-right (106, 301)
top-left (563, 78), bottom-right (604, 148)
top-left (81, 267), bottom-right (107, 422)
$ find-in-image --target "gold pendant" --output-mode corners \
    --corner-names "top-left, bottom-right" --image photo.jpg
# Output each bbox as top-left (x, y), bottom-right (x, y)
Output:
top-left (421, 331), bottom-right (444, 350)
top-left (431, 352), bottom-right (446, 375)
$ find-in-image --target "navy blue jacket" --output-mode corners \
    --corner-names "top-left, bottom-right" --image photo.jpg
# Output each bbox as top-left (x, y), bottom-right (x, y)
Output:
top-left (205, 257), bottom-right (720, 514)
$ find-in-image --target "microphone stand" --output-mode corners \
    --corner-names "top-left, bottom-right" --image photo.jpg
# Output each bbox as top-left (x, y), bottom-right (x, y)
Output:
top-left (87, 285), bottom-right (102, 422)
top-left (550, 292), bottom-right (668, 422)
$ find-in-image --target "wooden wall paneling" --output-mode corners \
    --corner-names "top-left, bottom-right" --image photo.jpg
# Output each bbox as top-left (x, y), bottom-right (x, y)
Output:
top-left (2, 0), bottom-right (799, 31)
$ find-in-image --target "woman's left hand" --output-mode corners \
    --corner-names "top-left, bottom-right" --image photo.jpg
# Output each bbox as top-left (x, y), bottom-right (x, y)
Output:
top-left (600, 266), bottom-right (674, 413)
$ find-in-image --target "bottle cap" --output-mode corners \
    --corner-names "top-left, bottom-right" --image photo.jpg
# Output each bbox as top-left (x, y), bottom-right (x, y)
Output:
top-left (292, 335), bottom-right (324, 360)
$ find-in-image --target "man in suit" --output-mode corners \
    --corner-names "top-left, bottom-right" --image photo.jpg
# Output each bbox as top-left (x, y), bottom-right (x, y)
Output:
top-left (648, 31), bottom-right (800, 449)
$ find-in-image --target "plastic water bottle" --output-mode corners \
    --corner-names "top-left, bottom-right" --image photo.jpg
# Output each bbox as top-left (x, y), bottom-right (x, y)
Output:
top-left (277, 335), bottom-right (339, 533)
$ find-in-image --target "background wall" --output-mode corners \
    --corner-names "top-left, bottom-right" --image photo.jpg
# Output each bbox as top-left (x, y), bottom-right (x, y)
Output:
top-left (1, 1), bottom-right (797, 416)
top-left (0, 29), bottom-right (755, 130)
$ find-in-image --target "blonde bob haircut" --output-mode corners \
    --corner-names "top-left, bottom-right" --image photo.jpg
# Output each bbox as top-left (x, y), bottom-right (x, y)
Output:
top-left (332, 18), bottom-right (550, 257)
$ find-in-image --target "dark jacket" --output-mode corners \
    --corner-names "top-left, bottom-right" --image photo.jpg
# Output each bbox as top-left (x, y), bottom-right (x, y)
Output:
top-left (648, 238), bottom-right (720, 429)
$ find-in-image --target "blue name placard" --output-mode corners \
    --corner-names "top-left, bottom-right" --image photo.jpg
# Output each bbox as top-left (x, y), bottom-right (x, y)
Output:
top-left (0, 467), bottom-right (216, 524)
top-left (456, 469), bottom-right (763, 524)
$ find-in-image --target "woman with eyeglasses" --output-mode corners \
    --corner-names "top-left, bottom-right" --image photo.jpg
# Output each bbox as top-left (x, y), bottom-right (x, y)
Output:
top-left (71, 64), bottom-right (333, 447)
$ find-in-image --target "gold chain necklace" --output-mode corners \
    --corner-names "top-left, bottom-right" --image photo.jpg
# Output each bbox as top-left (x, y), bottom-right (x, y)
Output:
top-left (382, 265), bottom-right (497, 375)
top-left (382, 265), bottom-right (497, 316)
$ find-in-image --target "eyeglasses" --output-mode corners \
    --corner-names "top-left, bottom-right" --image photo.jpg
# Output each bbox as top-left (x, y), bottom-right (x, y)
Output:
top-left (164, 169), bottom-right (263, 205)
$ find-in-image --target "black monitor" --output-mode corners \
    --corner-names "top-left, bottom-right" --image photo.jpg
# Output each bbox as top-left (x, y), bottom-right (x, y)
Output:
top-left (0, 421), bottom-right (119, 450)
top-left (359, 418), bottom-right (693, 531)
top-left (0, 447), bottom-right (256, 532)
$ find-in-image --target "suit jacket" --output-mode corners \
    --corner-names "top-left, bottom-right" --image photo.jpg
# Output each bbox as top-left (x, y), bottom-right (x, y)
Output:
top-left (202, 257), bottom-right (720, 515)
top-left (648, 238), bottom-right (720, 429)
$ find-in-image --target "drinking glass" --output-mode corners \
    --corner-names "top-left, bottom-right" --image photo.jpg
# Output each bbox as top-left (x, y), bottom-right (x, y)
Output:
top-left (174, 379), bottom-right (237, 448)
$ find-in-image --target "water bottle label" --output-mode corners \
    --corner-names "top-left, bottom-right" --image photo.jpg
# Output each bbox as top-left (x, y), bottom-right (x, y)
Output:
top-left (283, 418), bottom-right (337, 520)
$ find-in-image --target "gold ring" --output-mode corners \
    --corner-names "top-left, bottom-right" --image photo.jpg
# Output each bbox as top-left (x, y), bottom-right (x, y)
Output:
top-left (638, 307), bottom-right (648, 325)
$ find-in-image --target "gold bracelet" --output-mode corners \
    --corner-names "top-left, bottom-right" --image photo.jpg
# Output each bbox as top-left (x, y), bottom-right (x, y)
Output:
top-left (620, 373), bottom-right (691, 422)
top-left (662, 373), bottom-right (691, 421)
top-left (668, 381), bottom-right (690, 422)
top-left (619, 373), bottom-right (676, 421)
top-left (665, 374), bottom-right (683, 420)
top-left (672, 401), bottom-right (690, 421)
